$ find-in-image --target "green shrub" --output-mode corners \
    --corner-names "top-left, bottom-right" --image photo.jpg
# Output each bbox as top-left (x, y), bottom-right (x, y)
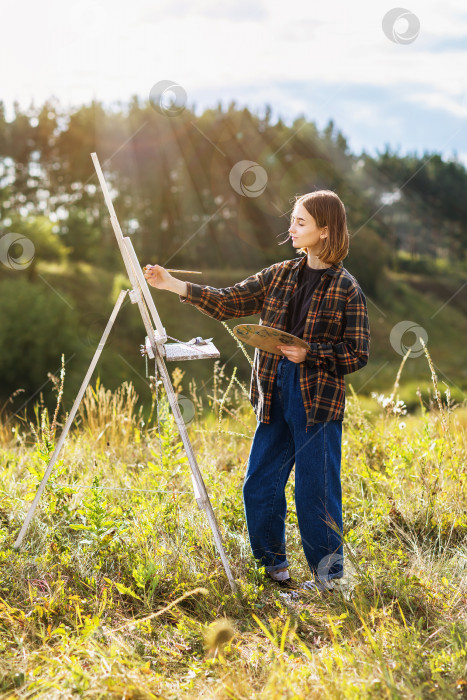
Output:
top-left (0, 278), bottom-right (76, 399)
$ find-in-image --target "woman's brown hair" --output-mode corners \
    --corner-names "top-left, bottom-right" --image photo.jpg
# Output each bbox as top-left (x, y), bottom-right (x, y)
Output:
top-left (292, 190), bottom-right (349, 265)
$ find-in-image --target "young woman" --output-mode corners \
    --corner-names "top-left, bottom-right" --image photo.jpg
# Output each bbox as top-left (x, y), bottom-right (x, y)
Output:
top-left (144, 190), bottom-right (370, 593)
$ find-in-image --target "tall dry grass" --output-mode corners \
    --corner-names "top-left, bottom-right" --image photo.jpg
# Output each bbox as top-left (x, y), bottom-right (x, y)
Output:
top-left (0, 341), bottom-right (465, 698)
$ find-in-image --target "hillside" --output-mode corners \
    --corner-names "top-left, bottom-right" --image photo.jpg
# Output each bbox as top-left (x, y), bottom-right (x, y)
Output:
top-left (1, 257), bottom-right (466, 425)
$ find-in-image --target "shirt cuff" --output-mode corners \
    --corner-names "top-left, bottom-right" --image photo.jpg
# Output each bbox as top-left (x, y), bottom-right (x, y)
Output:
top-left (179, 282), bottom-right (203, 304)
top-left (305, 342), bottom-right (318, 366)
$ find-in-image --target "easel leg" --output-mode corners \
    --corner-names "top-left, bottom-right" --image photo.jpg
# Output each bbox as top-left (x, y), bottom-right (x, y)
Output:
top-left (14, 290), bottom-right (129, 550)
top-left (155, 355), bottom-right (238, 594)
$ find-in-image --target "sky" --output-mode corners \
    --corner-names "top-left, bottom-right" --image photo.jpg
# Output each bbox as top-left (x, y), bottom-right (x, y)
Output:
top-left (2, 0), bottom-right (467, 164)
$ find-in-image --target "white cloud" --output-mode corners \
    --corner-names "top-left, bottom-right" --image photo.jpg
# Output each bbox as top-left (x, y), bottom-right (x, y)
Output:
top-left (138, 0), bottom-right (269, 23)
top-left (454, 152), bottom-right (467, 167)
top-left (1, 0), bottom-right (467, 151)
top-left (404, 89), bottom-right (467, 117)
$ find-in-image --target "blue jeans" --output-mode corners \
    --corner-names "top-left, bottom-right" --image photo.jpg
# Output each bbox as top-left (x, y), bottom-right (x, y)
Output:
top-left (243, 356), bottom-right (344, 582)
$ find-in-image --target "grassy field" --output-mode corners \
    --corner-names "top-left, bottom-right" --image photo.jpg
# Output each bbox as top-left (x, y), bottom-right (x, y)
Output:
top-left (0, 342), bottom-right (466, 699)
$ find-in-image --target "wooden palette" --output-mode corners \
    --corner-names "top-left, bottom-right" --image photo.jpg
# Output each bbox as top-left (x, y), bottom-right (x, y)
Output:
top-left (232, 324), bottom-right (309, 356)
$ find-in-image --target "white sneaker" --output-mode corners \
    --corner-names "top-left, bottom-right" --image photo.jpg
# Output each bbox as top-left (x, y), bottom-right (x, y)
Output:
top-left (302, 578), bottom-right (336, 593)
top-left (277, 578), bottom-right (338, 603)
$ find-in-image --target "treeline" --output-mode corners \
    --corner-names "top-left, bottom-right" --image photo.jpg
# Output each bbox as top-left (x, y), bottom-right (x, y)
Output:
top-left (1, 97), bottom-right (466, 282)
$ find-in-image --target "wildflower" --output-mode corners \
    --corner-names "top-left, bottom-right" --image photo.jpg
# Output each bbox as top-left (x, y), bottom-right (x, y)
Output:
top-left (371, 392), bottom-right (407, 416)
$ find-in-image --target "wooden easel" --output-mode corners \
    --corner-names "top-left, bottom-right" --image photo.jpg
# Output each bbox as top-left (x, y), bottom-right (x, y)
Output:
top-left (13, 153), bottom-right (237, 594)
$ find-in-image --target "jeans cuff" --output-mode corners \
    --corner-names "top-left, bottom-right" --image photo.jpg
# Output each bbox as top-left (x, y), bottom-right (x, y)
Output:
top-left (266, 560), bottom-right (289, 574)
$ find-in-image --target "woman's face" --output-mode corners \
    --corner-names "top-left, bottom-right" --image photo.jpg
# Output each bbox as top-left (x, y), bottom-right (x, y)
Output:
top-left (288, 203), bottom-right (328, 253)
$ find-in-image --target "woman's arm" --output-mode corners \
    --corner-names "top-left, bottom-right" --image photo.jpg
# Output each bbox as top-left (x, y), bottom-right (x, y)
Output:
top-left (305, 286), bottom-right (370, 376)
top-left (144, 263), bottom-right (278, 321)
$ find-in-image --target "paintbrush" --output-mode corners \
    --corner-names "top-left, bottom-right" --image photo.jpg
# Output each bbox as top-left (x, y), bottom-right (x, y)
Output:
top-left (143, 265), bottom-right (202, 275)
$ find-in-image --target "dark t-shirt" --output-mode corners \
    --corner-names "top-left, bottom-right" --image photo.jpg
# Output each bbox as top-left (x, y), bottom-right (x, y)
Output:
top-left (286, 264), bottom-right (328, 338)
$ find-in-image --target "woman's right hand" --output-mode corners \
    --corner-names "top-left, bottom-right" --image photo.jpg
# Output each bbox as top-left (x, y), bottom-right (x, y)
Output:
top-left (143, 264), bottom-right (173, 290)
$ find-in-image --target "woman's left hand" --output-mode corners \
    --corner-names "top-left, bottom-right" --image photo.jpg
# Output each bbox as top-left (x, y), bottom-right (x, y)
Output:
top-left (276, 345), bottom-right (308, 363)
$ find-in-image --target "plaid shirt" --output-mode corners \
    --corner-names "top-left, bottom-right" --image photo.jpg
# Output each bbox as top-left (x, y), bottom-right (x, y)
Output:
top-left (179, 254), bottom-right (370, 429)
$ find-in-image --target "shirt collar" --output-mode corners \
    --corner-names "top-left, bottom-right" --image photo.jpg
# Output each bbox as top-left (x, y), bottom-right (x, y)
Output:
top-left (292, 255), bottom-right (343, 277)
